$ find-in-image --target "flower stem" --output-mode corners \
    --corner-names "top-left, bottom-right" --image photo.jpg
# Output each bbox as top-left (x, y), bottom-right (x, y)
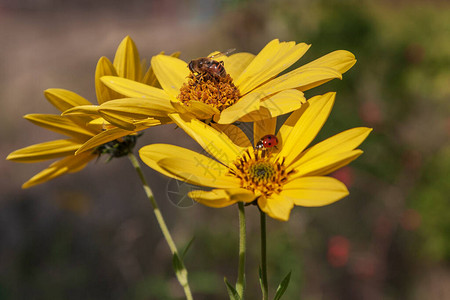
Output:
top-left (260, 210), bottom-right (268, 300)
top-left (236, 202), bottom-right (246, 299)
top-left (128, 153), bottom-right (193, 300)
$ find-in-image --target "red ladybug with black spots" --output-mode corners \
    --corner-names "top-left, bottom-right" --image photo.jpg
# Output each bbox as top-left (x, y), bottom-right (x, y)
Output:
top-left (255, 134), bottom-right (279, 150)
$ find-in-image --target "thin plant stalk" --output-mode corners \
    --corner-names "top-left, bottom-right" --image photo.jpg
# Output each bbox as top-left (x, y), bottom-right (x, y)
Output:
top-left (260, 210), bottom-right (268, 300)
top-left (236, 202), bottom-right (247, 298)
top-left (128, 153), bottom-right (193, 300)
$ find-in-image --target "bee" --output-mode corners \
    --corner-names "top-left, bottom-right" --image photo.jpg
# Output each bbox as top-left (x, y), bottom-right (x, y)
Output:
top-left (256, 134), bottom-right (279, 150)
top-left (188, 49), bottom-right (235, 79)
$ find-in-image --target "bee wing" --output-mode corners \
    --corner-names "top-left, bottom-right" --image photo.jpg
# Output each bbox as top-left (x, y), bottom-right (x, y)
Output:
top-left (209, 48), bottom-right (236, 59)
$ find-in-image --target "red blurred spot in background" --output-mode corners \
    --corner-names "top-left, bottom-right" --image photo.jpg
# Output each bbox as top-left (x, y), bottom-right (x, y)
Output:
top-left (404, 43), bottom-right (425, 64)
top-left (328, 235), bottom-right (351, 267)
top-left (359, 100), bottom-right (383, 126)
top-left (331, 166), bottom-right (354, 187)
top-left (352, 255), bottom-right (377, 278)
top-left (400, 209), bottom-right (421, 231)
top-left (374, 215), bottom-right (392, 239)
top-left (402, 150), bottom-right (423, 171)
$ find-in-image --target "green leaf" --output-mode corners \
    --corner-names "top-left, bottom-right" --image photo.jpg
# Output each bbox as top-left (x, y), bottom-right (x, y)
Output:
top-left (273, 271), bottom-right (292, 300)
top-left (172, 253), bottom-right (188, 286)
top-left (181, 236), bottom-right (195, 259)
top-left (258, 265), bottom-right (264, 295)
top-left (172, 252), bottom-right (182, 272)
top-left (224, 277), bottom-right (241, 300)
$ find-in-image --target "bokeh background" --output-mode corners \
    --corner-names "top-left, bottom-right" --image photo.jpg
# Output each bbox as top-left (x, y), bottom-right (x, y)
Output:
top-left (1, 0), bottom-right (449, 299)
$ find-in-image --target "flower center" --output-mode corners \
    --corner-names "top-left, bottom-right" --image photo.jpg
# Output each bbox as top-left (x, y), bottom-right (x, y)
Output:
top-left (229, 149), bottom-right (294, 197)
top-left (249, 162), bottom-right (276, 182)
top-left (177, 73), bottom-right (240, 112)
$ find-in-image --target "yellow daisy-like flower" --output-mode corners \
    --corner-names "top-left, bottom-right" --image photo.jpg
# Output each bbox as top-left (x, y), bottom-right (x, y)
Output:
top-left (94, 39), bottom-right (356, 129)
top-left (6, 36), bottom-right (161, 188)
top-left (139, 92), bottom-right (371, 221)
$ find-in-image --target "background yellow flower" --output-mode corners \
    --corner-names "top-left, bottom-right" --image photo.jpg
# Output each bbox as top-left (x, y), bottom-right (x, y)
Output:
top-left (6, 36), bottom-right (161, 187)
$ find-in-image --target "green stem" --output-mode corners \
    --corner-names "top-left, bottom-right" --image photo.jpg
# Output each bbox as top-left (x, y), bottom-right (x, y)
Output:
top-left (260, 210), bottom-right (268, 300)
top-left (236, 202), bottom-right (246, 299)
top-left (128, 153), bottom-right (193, 300)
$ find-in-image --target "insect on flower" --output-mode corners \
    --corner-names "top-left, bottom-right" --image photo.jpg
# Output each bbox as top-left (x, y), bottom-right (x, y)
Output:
top-left (255, 134), bottom-right (279, 150)
top-left (188, 49), bottom-right (235, 79)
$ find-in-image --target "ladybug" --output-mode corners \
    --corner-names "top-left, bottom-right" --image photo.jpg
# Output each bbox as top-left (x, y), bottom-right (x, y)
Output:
top-left (255, 134), bottom-right (279, 150)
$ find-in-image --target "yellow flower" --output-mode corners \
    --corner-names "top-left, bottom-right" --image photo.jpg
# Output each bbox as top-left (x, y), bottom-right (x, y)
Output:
top-left (95, 39), bottom-right (356, 129)
top-left (139, 92), bottom-right (371, 221)
top-left (6, 36), bottom-right (161, 188)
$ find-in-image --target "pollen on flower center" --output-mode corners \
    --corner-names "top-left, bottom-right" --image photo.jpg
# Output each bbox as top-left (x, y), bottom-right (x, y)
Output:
top-left (229, 149), bottom-right (294, 197)
top-left (177, 73), bottom-right (240, 112)
top-left (249, 162), bottom-right (276, 182)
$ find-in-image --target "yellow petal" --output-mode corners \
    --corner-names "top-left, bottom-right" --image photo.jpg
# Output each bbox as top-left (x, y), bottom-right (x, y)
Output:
top-left (76, 123), bottom-right (156, 154)
top-left (258, 194), bottom-right (294, 221)
top-left (139, 144), bottom-right (240, 188)
top-left (98, 113), bottom-right (136, 131)
top-left (142, 64), bottom-right (158, 87)
top-left (98, 97), bottom-right (175, 119)
top-left (235, 89), bottom-right (305, 123)
top-left (259, 89), bottom-right (305, 117)
top-left (221, 52), bottom-right (255, 81)
top-left (236, 107), bottom-right (273, 123)
top-left (312, 155), bottom-right (362, 176)
top-left (95, 113), bottom-right (163, 131)
top-left (226, 188), bottom-right (259, 202)
top-left (62, 105), bottom-right (101, 116)
top-left (297, 51), bottom-right (357, 91)
top-left (171, 100), bottom-right (196, 116)
top-left (188, 188), bottom-right (256, 208)
top-left (24, 114), bottom-right (94, 141)
top-left (212, 124), bottom-right (252, 148)
top-left (7, 139), bottom-right (82, 162)
top-left (184, 100), bottom-right (220, 120)
top-left (277, 92), bottom-right (335, 165)
top-left (22, 152), bottom-right (95, 189)
top-left (299, 50), bottom-right (356, 74)
top-left (113, 36), bottom-right (141, 81)
top-left (216, 91), bottom-right (262, 124)
top-left (289, 150), bottom-right (363, 178)
top-left (188, 189), bottom-right (237, 208)
top-left (253, 67), bottom-right (342, 95)
top-left (142, 51), bottom-right (181, 87)
top-left (281, 176), bottom-right (348, 207)
top-left (151, 54), bottom-right (189, 99)
top-left (170, 51), bottom-right (181, 59)
top-left (95, 97), bottom-right (172, 130)
top-left (138, 144), bottom-right (194, 181)
top-left (101, 76), bottom-right (170, 100)
top-left (293, 127), bottom-right (372, 167)
top-left (235, 40), bottom-right (310, 95)
top-left (59, 107), bottom-right (101, 132)
top-left (44, 89), bottom-right (92, 112)
top-left (95, 56), bottom-right (121, 104)
top-left (86, 117), bottom-right (110, 132)
top-left (254, 118), bottom-right (276, 146)
top-left (290, 50), bottom-right (356, 91)
top-left (275, 106), bottom-right (307, 142)
top-left (170, 114), bottom-right (245, 166)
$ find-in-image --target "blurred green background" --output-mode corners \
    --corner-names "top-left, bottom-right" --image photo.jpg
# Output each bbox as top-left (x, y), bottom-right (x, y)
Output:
top-left (1, 0), bottom-right (449, 299)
